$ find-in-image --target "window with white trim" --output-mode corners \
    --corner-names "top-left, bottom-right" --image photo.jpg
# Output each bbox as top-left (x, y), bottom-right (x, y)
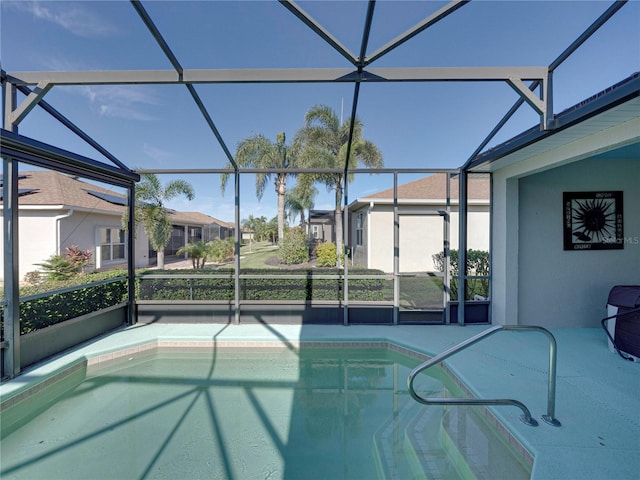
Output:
top-left (355, 213), bottom-right (363, 246)
top-left (312, 225), bottom-right (319, 239)
top-left (100, 227), bottom-right (125, 262)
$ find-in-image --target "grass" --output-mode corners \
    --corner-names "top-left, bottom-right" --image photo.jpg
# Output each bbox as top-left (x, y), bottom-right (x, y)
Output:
top-left (395, 276), bottom-right (445, 309)
top-left (238, 241), bottom-right (281, 269)
top-left (237, 242), bottom-right (446, 308)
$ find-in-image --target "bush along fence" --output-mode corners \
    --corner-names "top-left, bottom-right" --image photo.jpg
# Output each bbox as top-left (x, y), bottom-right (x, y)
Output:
top-left (1, 270), bottom-right (128, 337)
top-left (432, 249), bottom-right (490, 300)
top-left (0, 268), bottom-right (387, 338)
top-left (137, 268), bottom-right (386, 302)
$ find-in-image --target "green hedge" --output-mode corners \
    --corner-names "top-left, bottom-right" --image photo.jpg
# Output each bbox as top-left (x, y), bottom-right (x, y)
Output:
top-left (1, 270), bottom-right (128, 336)
top-left (0, 268), bottom-right (386, 338)
top-left (137, 268), bottom-right (385, 301)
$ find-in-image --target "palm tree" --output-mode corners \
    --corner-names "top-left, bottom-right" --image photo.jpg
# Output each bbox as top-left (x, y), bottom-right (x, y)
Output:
top-left (296, 105), bottom-right (383, 265)
top-left (177, 240), bottom-right (208, 269)
top-left (128, 173), bottom-right (195, 269)
top-left (221, 132), bottom-right (300, 244)
top-left (285, 179), bottom-right (317, 228)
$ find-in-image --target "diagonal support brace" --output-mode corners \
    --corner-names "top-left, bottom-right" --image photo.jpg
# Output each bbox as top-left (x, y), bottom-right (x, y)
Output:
top-left (507, 75), bottom-right (550, 130)
top-left (9, 80), bottom-right (52, 126)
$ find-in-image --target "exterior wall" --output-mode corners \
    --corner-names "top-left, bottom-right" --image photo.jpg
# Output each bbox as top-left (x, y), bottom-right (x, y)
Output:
top-left (354, 204), bottom-right (490, 273)
top-left (491, 115), bottom-right (640, 326)
top-left (0, 209), bottom-right (151, 281)
top-left (0, 210), bottom-right (59, 281)
top-left (309, 220), bottom-right (333, 244)
top-left (491, 176), bottom-right (520, 326)
top-left (60, 212), bottom-right (149, 270)
top-left (517, 157), bottom-right (639, 328)
top-left (350, 206), bottom-right (369, 267)
top-left (493, 155), bottom-right (639, 328)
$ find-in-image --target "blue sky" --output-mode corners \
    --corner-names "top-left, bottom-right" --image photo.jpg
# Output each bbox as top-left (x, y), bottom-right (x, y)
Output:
top-left (2, 0), bottom-right (639, 222)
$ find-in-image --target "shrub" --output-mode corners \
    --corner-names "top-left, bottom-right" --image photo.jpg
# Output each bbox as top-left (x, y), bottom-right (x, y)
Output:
top-left (35, 245), bottom-right (92, 281)
top-left (8, 270), bottom-right (129, 335)
top-left (207, 238), bottom-right (235, 264)
top-left (136, 268), bottom-right (386, 302)
top-left (315, 242), bottom-right (338, 267)
top-left (278, 228), bottom-right (308, 265)
top-left (432, 249), bottom-right (489, 300)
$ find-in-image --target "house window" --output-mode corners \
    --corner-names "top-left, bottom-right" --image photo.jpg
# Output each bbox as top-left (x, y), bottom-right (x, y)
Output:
top-left (312, 225), bottom-right (319, 239)
top-left (355, 213), bottom-right (363, 246)
top-left (188, 226), bottom-right (202, 243)
top-left (100, 228), bottom-right (125, 262)
top-left (166, 225), bottom-right (185, 256)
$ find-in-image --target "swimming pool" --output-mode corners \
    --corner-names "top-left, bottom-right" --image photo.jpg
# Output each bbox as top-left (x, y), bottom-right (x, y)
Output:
top-left (1, 344), bottom-right (531, 479)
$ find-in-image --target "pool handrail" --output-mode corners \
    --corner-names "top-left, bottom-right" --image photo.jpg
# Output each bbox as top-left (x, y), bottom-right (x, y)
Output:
top-left (407, 325), bottom-right (562, 427)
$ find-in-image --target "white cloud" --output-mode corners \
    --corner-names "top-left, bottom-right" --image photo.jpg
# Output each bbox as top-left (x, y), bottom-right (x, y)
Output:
top-left (97, 104), bottom-right (156, 122)
top-left (68, 85), bottom-right (159, 121)
top-left (10, 1), bottom-right (118, 38)
top-left (143, 143), bottom-right (174, 164)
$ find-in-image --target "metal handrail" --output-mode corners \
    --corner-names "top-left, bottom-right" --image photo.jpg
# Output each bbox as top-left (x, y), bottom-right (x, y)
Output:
top-left (407, 325), bottom-right (561, 427)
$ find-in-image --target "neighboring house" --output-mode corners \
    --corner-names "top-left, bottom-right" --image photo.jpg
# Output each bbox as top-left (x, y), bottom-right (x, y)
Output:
top-left (241, 227), bottom-right (254, 242)
top-left (151, 211), bottom-right (234, 260)
top-left (0, 170), bottom-right (234, 280)
top-left (347, 175), bottom-right (490, 273)
top-left (308, 210), bottom-right (335, 250)
top-left (467, 72), bottom-right (639, 328)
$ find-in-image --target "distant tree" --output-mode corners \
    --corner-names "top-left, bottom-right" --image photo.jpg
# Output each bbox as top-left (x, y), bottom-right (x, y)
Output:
top-left (296, 105), bottom-right (383, 266)
top-left (177, 241), bottom-right (209, 269)
top-left (262, 216), bottom-right (279, 244)
top-left (285, 179), bottom-right (317, 227)
top-left (221, 132), bottom-right (301, 244)
top-left (125, 173), bottom-right (195, 269)
top-left (241, 215), bottom-right (257, 251)
top-left (247, 215), bottom-right (268, 242)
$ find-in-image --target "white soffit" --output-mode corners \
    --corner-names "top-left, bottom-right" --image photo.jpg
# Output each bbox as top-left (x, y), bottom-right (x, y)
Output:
top-left (472, 97), bottom-right (640, 173)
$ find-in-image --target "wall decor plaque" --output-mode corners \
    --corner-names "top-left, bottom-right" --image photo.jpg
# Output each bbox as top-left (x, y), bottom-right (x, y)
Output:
top-left (563, 191), bottom-right (623, 250)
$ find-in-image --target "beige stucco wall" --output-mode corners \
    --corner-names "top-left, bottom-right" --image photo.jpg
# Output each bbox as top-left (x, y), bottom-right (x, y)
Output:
top-left (0, 210), bottom-right (59, 282)
top-left (59, 211), bottom-right (149, 270)
top-left (360, 204), bottom-right (490, 273)
top-left (0, 208), bottom-right (150, 281)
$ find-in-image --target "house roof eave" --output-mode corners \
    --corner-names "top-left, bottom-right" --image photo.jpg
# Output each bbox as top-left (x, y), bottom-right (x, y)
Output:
top-left (348, 197), bottom-right (489, 211)
top-left (467, 72), bottom-right (640, 172)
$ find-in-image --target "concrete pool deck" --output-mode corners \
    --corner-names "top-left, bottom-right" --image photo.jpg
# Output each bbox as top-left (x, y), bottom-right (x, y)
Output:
top-left (1, 323), bottom-right (639, 480)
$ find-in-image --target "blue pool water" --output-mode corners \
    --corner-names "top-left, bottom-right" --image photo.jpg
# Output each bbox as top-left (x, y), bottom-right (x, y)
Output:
top-left (1, 346), bottom-right (530, 479)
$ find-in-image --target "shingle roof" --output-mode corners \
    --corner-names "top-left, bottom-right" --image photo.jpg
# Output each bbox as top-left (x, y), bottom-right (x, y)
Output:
top-left (170, 211), bottom-right (234, 228)
top-left (364, 174), bottom-right (489, 201)
top-left (3, 170), bottom-right (126, 213)
top-left (5, 170), bottom-right (234, 227)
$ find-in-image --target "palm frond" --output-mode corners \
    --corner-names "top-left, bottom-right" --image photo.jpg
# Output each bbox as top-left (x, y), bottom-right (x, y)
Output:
top-left (164, 179), bottom-right (195, 201)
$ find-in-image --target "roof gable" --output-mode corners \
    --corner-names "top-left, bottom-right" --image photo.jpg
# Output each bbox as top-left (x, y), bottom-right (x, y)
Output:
top-left (4, 171), bottom-right (235, 227)
top-left (169, 211), bottom-right (234, 228)
top-left (364, 174), bottom-right (490, 201)
top-left (3, 170), bottom-right (127, 213)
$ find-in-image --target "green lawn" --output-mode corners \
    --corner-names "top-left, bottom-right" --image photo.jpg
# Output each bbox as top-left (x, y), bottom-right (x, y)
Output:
top-left (396, 276), bottom-right (445, 309)
top-left (238, 242), bottom-right (445, 308)
top-left (238, 241), bottom-right (281, 269)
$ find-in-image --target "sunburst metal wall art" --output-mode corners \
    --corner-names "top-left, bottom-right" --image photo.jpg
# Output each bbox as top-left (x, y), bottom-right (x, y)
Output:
top-left (563, 191), bottom-right (623, 250)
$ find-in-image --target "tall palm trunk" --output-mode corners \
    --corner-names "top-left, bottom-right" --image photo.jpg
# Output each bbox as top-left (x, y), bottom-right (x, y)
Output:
top-left (334, 182), bottom-right (343, 267)
top-left (276, 173), bottom-right (287, 243)
top-left (157, 250), bottom-right (165, 270)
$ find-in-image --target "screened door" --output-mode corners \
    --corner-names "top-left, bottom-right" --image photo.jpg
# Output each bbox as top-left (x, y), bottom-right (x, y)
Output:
top-left (397, 212), bottom-right (449, 321)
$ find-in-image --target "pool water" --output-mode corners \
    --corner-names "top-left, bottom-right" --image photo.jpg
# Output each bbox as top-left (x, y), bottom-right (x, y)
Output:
top-left (1, 346), bottom-right (531, 479)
